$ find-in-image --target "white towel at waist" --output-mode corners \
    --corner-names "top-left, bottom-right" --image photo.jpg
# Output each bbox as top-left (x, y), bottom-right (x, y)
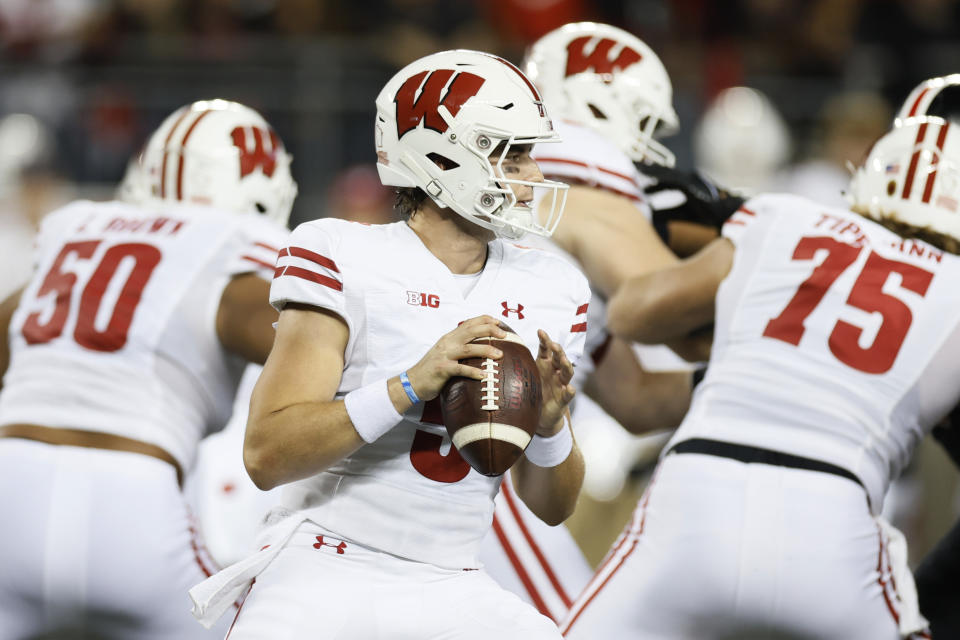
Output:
top-left (189, 514), bottom-right (305, 628)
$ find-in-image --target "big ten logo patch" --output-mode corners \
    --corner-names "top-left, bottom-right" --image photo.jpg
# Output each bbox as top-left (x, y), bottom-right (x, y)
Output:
top-left (407, 291), bottom-right (440, 308)
top-left (565, 36), bottom-right (642, 79)
top-left (313, 535), bottom-right (347, 554)
top-left (394, 69), bottom-right (485, 138)
top-left (230, 126), bottom-right (281, 178)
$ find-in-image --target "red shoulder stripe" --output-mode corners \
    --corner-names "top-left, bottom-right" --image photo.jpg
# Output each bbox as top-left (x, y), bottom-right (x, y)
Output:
top-left (536, 156), bottom-right (637, 183)
top-left (242, 255), bottom-right (275, 270)
top-left (255, 241), bottom-right (281, 253)
top-left (274, 266), bottom-right (343, 291)
top-left (576, 303), bottom-right (589, 315)
top-left (284, 246), bottom-right (340, 273)
top-left (541, 174), bottom-right (642, 203)
top-left (570, 322), bottom-right (587, 333)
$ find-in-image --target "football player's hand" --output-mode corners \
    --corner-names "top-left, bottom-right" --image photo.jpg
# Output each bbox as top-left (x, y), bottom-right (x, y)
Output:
top-left (535, 329), bottom-right (575, 436)
top-left (641, 162), bottom-right (745, 231)
top-left (405, 315), bottom-right (505, 402)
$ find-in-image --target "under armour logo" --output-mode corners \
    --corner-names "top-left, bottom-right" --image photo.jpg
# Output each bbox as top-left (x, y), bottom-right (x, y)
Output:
top-left (313, 535), bottom-right (347, 554)
top-left (501, 301), bottom-right (524, 319)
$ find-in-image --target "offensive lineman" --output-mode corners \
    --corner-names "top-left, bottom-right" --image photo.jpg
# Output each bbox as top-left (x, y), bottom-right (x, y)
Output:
top-left (523, 21), bottom-right (700, 435)
top-left (189, 50), bottom-right (590, 639)
top-left (892, 72), bottom-right (960, 638)
top-left (562, 117), bottom-right (954, 639)
top-left (0, 100), bottom-right (296, 638)
top-left (476, 22), bottom-right (722, 621)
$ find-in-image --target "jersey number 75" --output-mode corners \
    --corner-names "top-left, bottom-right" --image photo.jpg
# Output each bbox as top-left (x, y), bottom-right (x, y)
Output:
top-left (762, 235), bottom-right (934, 374)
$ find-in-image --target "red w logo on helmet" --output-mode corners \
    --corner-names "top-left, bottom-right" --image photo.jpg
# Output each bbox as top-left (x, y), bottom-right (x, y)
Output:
top-left (394, 69), bottom-right (485, 139)
top-left (565, 36), bottom-right (642, 78)
top-left (230, 126), bottom-right (280, 178)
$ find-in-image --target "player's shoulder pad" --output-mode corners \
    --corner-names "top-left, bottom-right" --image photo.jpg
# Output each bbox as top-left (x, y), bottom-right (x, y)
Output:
top-left (740, 192), bottom-right (820, 217)
top-left (724, 192), bottom-right (779, 225)
top-left (548, 120), bottom-right (640, 179)
top-left (724, 192), bottom-right (830, 242)
top-left (235, 210), bottom-right (290, 246)
top-left (290, 217), bottom-right (396, 251)
top-left (39, 199), bottom-right (101, 233)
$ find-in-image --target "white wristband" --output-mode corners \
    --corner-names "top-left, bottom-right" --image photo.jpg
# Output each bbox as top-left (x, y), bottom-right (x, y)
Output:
top-left (524, 420), bottom-right (573, 468)
top-left (344, 379), bottom-right (403, 443)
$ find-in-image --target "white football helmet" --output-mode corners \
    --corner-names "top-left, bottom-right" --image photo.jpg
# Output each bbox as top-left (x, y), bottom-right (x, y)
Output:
top-left (375, 49), bottom-right (568, 240)
top-left (136, 99), bottom-right (297, 227)
top-left (694, 86), bottom-right (791, 194)
top-left (895, 74), bottom-right (960, 124)
top-left (117, 155), bottom-right (148, 204)
top-left (848, 116), bottom-right (960, 242)
top-left (522, 22), bottom-right (678, 166)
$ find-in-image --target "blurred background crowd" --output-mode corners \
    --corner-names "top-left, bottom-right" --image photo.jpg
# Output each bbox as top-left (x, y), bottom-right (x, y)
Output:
top-left (1, 0), bottom-right (959, 566)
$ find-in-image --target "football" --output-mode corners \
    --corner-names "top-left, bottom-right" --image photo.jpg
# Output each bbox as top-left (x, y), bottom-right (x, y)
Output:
top-left (440, 323), bottom-right (542, 476)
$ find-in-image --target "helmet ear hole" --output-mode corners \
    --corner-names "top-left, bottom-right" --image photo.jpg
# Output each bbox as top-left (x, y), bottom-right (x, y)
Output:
top-left (255, 202), bottom-right (267, 213)
top-left (426, 152), bottom-right (459, 170)
top-left (587, 104), bottom-right (607, 120)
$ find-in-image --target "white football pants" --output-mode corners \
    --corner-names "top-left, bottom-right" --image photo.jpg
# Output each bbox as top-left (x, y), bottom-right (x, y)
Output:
top-left (562, 452), bottom-right (925, 640)
top-left (479, 478), bottom-right (592, 624)
top-left (226, 521), bottom-right (563, 639)
top-left (0, 438), bottom-right (229, 640)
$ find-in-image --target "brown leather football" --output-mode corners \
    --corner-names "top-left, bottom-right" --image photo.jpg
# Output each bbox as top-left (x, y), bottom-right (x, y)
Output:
top-left (440, 323), bottom-right (542, 476)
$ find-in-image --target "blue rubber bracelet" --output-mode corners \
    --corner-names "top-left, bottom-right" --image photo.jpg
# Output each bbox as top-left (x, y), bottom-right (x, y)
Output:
top-left (399, 371), bottom-right (420, 404)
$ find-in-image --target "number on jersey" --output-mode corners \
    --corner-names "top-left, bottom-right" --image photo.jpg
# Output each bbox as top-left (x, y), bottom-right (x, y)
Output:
top-left (762, 235), bottom-right (933, 374)
top-left (409, 398), bottom-right (472, 483)
top-left (22, 241), bottom-right (162, 352)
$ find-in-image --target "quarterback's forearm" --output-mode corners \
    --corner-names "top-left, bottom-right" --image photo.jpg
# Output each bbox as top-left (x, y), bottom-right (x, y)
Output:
top-left (513, 444), bottom-right (584, 526)
top-left (244, 376), bottom-right (414, 490)
top-left (244, 400), bottom-right (363, 490)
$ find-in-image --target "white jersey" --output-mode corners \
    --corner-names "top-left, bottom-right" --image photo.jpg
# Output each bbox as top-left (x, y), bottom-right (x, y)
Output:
top-left (269, 219), bottom-right (590, 569)
top-left (0, 199), bottom-right (288, 472)
top-left (530, 119), bottom-right (654, 377)
top-left (672, 193), bottom-right (960, 511)
top-left (533, 119), bottom-right (652, 216)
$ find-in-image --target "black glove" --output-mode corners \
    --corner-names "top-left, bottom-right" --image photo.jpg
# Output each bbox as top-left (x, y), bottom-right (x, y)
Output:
top-left (640, 162), bottom-right (745, 232)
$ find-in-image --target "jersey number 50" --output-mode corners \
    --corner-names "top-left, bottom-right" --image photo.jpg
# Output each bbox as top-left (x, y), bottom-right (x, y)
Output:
top-left (762, 236), bottom-right (933, 374)
top-left (22, 240), bottom-right (162, 352)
